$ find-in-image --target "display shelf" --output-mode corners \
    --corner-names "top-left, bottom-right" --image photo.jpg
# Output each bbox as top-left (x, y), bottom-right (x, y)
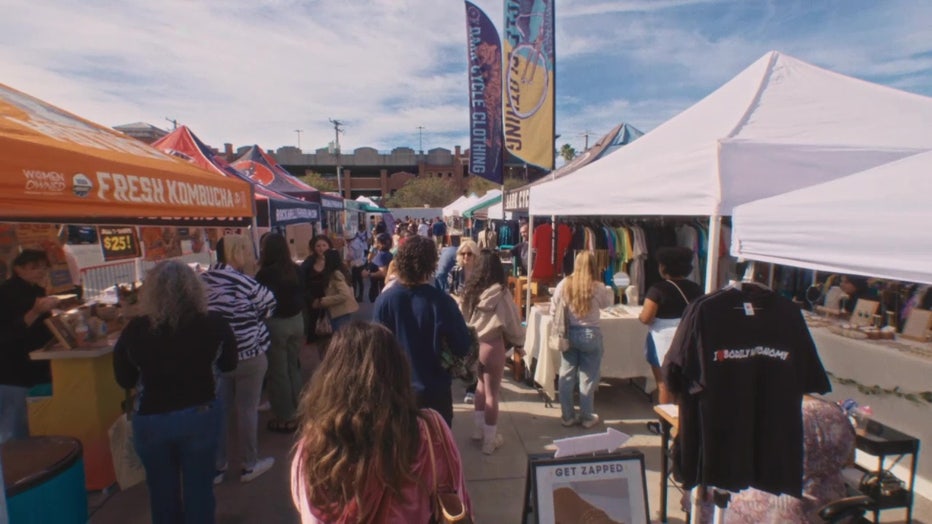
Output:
top-left (849, 419), bottom-right (920, 523)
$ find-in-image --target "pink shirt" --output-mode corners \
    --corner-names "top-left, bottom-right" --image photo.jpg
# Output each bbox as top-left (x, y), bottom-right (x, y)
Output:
top-left (291, 409), bottom-right (471, 523)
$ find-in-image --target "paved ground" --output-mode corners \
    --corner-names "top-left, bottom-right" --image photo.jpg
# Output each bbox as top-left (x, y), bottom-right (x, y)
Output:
top-left (89, 298), bottom-right (932, 523)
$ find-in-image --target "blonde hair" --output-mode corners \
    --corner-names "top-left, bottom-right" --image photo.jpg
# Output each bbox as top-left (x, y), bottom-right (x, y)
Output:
top-left (565, 251), bottom-right (599, 318)
top-left (456, 239), bottom-right (480, 266)
top-left (138, 260), bottom-right (207, 332)
top-left (221, 234), bottom-right (256, 273)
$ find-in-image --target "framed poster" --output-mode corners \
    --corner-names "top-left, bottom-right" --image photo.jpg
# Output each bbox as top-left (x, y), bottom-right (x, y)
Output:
top-left (523, 450), bottom-right (649, 524)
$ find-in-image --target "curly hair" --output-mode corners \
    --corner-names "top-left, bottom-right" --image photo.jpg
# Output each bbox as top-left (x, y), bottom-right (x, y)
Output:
top-left (655, 246), bottom-right (694, 278)
top-left (293, 322), bottom-right (422, 521)
top-left (460, 250), bottom-right (506, 318)
top-left (394, 235), bottom-right (437, 284)
top-left (138, 260), bottom-right (207, 332)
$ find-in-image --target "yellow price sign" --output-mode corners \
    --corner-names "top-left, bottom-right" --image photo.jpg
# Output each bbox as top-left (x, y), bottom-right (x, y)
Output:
top-left (98, 227), bottom-right (140, 261)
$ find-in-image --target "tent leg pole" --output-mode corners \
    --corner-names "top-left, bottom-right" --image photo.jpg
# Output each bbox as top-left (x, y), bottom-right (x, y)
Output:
top-left (704, 215), bottom-right (722, 293)
top-left (526, 213), bottom-right (535, 321)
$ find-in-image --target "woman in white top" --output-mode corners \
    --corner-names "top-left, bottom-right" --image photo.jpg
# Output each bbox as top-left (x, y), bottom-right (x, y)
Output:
top-left (550, 251), bottom-right (614, 428)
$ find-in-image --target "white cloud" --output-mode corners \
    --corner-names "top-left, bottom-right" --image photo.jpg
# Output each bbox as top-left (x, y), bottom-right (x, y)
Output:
top-left (1, 0), bottom-right (929, 163)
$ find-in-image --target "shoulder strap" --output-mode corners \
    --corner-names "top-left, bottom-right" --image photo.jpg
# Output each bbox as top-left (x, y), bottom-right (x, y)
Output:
top-left (423, 413), bottom-right (438, 495)
top-left (665, 279), bottom-right (691, 305)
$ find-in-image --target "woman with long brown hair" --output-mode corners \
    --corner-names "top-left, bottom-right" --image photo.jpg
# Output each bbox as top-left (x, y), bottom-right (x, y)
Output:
top-left (256, 232), bottom-right (306, 433)
top-left (550, 251), bottom-right (614, 428)
top-left (301, 234), bottom-right (334, 343)
top-left (459, 250), bottom-right (525, 454)
top-left (290, 322), bottom-right (470, 522)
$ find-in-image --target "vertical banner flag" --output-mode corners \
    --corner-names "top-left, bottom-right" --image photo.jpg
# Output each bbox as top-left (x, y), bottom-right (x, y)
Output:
top-left (465, 1), bottom-right (504, 184)
top-left (504, 0), bottom-right (554, 170)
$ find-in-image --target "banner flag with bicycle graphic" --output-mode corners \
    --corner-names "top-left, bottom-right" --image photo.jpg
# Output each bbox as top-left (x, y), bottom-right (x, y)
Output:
top-left (465, 1), bottom-right (504, 184)
top-left (503, 0), bottom-right (555, 171)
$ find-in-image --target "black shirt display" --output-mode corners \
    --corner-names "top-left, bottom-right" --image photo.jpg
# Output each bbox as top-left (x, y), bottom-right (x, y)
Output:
top-left (645, 279), bottom-right (704, 318)
top-left (113, 312), bottom-right (237, 415)
top-left (663, 285), bottom-right (830, 497)
top-left (0, 275), bottom-right (53, 387)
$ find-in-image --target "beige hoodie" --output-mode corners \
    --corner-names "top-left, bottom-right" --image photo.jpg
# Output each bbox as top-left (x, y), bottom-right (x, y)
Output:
top-left (466, 283), bottom-right (526, 346)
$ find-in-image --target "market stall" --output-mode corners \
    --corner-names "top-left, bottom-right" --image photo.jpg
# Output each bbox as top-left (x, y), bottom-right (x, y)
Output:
top-left (524, 303), bottom-right (652, 400)
top-left (731, 152), bottom-right (932, 499)
top-left (0, 82), bottom-right (254, 490)
top-left (529, 51), bottom-right (932, 293)
top-left (153, 126), bottom-right (321, 229)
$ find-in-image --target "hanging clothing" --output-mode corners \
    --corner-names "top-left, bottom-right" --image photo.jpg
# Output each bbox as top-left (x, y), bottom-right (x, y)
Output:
top-left (663, 285), bottom-right (831, 497)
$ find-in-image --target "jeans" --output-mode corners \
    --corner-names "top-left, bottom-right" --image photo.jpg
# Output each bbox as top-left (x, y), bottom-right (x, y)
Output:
top-left (266, 314), bottom-right (305, 422)
top-left (416, 387), bottom-right (454, 428)
top-left (558, 326), bottom-right (604, 422)
top-left (0, 384), bottom-right (29, 444)
top-left (351, 265), bottom-right (365, 301)
top-left (216, 353), bottom-right (267, 471)
top-left (133, 400), bottom-right (221, 524)
top-left (330, 313), bottom-right (352, 333)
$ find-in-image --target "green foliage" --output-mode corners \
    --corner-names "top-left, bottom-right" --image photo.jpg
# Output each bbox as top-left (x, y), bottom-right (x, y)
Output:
top-left (296, 171), bottom-right (337, 192)
top-left (383, 176), bottom-right (461, 207)
top-left (467, 175), bottom-right (525, 195)
top-left (559, 143), bottom-right (577, 163)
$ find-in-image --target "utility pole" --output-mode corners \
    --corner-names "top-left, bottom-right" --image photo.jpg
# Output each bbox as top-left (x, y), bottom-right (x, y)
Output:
top-left (581, 130), bottom-right (593, 151)
top-left (329, 118), bottom-right (345, 195)
top-left (294, 129), bottom-right (303, 149)
top-left (164, 117), bottom-right (178, 130)
top-left (416, 125), bottom-right (425, 154)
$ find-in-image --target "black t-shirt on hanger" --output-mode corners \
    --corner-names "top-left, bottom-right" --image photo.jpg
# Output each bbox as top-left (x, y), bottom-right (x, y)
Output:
top-left (663, 285), bottom-right (831, 497)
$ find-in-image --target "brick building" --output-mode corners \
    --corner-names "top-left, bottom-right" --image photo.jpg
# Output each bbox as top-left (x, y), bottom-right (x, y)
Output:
top-left (268, 145), bottom-right (471, 200)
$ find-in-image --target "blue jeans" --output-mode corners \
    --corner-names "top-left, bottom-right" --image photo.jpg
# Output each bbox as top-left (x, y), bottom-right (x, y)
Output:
top-left (558, 326), bottom-right (604, 422)
top-left (133, 400), bottom-right (221, 524)
top-left (0, 385), bottom-right (29, 444)
top-left (330, 313), bottom-right (352, 333)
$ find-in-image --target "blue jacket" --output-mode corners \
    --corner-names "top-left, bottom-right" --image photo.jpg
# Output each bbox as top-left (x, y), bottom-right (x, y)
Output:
top-left (373, 283), bottom-right (471, 393)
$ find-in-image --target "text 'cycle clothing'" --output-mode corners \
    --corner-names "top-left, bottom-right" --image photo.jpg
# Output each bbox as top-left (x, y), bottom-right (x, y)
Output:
top-left (663, 285), bottom-right (831, 497)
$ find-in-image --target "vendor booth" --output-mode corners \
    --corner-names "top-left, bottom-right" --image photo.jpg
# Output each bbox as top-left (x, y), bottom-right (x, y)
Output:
top-left (153, 126), bottom-right (320, 229)
top-left (731, 151), bottom-right (932, 502)
top-left (523, 51), bottom-right (932, 433)
top-left (0, 82), bottom-right (254, 492)
top-left (530, 50), bottom-right (932, 293)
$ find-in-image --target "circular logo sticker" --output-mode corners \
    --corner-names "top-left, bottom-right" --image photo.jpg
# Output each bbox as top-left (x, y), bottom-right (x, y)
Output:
top-left (72, 173), bottom-right (94, 197)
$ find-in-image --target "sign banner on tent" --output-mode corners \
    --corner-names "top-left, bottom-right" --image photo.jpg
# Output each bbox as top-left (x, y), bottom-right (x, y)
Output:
top-left (503, 0), bottom-right (554, 171)
top-left (465, 1), bottom-right (504, 184)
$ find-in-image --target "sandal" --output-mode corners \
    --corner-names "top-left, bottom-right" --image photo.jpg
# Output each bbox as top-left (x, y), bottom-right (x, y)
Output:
top-left (267, 419), bottom-right (298, 433)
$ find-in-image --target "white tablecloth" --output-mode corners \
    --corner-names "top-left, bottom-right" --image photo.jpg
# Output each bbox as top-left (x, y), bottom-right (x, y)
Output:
top-left (525, 304), bottom-right (653, 400)
top-left (810, 327), bottom-right (932, 499)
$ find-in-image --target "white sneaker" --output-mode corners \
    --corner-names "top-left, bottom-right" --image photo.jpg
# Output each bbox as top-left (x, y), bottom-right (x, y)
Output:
top-left (561, 416), bottom-right (580, 427)
top-left (257, 400), bottom-right (271, 412)
top-left (464, 392), bottom-right (475, 404)
top-left (213, 465), bottom-right (227, 485)
top-left (581, 414), bottom-right (601, 429)
top-left (240, 457), bottom-right (275, 482)
top-left (482, 433), bottom-right (504, 455)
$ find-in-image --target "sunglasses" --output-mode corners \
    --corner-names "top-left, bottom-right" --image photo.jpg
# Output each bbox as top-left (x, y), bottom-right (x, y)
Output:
top-left (460, 252), bottom-right (474, 257)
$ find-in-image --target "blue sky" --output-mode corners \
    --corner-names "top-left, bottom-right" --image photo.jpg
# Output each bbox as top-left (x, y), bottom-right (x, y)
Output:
top-left (1, 0), bottom-right (930, 159)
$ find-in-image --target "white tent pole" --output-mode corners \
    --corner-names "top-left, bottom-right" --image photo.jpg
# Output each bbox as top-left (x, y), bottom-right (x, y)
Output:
top-left (526, 213), bottom-right (535, 320)
top-left (705, 215), bottom-right (722, 293)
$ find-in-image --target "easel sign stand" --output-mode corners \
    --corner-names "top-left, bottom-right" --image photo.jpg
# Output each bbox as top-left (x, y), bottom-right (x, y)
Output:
top-left (522, 432), bottom-right (650, 524)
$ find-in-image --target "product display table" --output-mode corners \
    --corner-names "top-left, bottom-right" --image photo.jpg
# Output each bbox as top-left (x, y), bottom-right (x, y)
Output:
top-left (28, 335), bottom-right (123, 490)
top-left (525, 303), bottom-right (653, 400)
top-left (809, 325), bottom-right (932, 503)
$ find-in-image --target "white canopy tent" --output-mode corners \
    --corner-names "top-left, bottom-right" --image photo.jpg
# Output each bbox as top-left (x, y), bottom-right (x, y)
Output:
top-left (732, 150), bottom-right (932, 285)
top-left (528, 50), bottom-right (932, 290)
top-left (461, 189), bottom-right (502, 219)
top-left (442, 194), bottom-right (476, 217)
